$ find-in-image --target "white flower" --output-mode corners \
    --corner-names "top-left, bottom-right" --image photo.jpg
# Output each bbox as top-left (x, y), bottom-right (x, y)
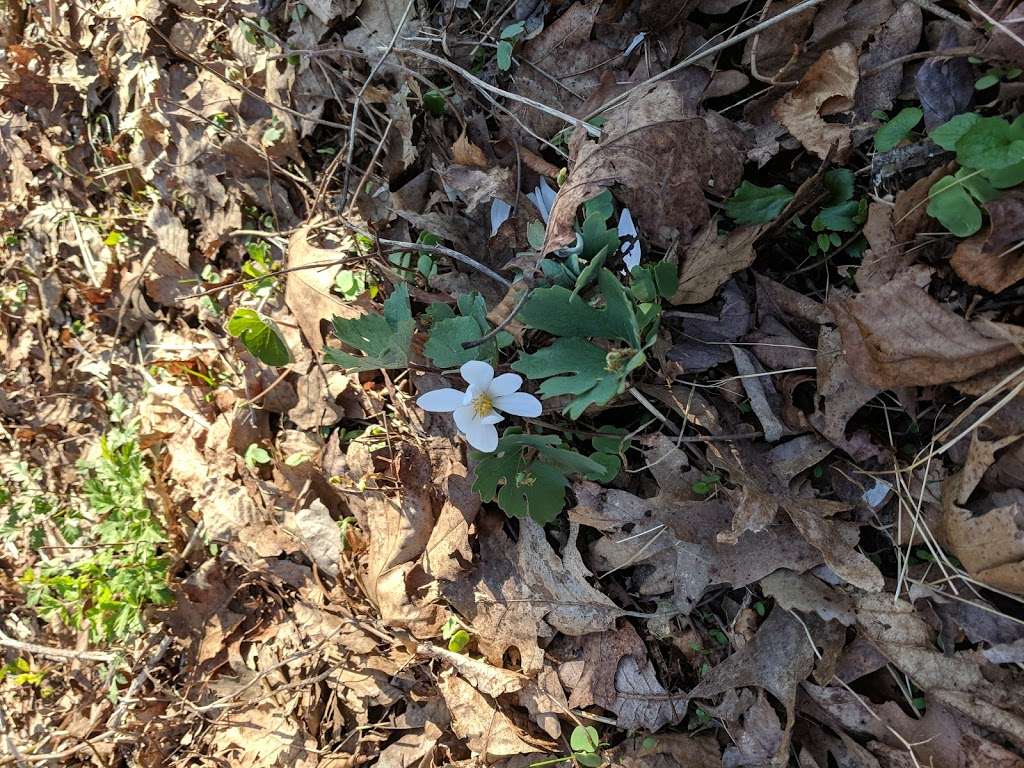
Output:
top-left (618, 207), bottom-right (642, 270)
top-left (527, 178), bottom-right (557, 223)
top-left (416, 361), bottom-right (542, 452)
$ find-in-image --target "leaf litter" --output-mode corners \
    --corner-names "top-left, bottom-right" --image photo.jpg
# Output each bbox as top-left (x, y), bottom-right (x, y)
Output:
top-left (3, 1), bottom-right (1024, 767)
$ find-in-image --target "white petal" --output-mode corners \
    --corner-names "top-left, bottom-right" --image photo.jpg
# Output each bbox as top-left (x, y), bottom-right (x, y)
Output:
top-left (453, 405), bottom-right (478, 435)
top-left (489, 373), bottom-right (523, 396)
top-left (460, 360), bottom-right (494, 389)
top-left (463, 420), bottom-right (499, 452)
top-left (624, 31), bottom-right (646, 56)
top-left (623, 239), bottom-right (642, 271)
top-left (490, 199), bottom-right (512, 237)
top-left (481, 413), bottom-right (504, 425)
top-left (618, 207), bottom-right (638, 238)
top-left (539, 178), bottom-right (557, 212)
top-left (494, 392), bottom-right (542, 417)
top-left (417, 388), bottom-right (465, 412)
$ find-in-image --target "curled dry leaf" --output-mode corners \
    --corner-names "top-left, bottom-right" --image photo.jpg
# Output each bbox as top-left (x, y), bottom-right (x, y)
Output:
top-left (543, 79), bottom-right (743, 253)
top-left (439, 674), bottom-right (539, 762)
top-left (855, 593), bottom-right (1024, 746)
top-left (285, 225), bottom-right (372, 353)
top-left (557, 623), bottom-right (688, 731)
top-left (830, 272), bottom-right (1024, 388)
top-left (670, 221), bottom-right (760, 305)
top-left (689, 608), bottom-right (816, 764)
top-left (951, 191), bottom-right (1024, 294)
top-left (773, 44), bottom-right (859, 160)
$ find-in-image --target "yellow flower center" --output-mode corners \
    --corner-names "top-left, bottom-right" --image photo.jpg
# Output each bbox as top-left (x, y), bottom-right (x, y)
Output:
top-left (472, 393), bottom-right (493, 418)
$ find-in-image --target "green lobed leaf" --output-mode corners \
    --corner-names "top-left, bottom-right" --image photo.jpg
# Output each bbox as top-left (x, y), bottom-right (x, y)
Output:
top-left (325, 283), bottom-right (414, 371)
top-left (724, 181), bottom-right (794, 225)
top-left (812, 201), bottom-right (861, 233)
top-left (583, 189), bottom-right (615, 222)
top-left (470, 429), bottom-right (603, 524)
top-left (927, 174), bottom-right (983, 237)
top-left (983, 160), bottom-right (1024, 189)
top-left (955, 116), bottom-right (1024, 170)
top-left (929, 112), bottom-right (981, 151)
top-left (226, 308), bottom-right (291, 367)
top-left (873, 107), bottom-right (923, 152)
top-left (512, 337), bottom-right (644, 420)
top-left (519, 268), bottom-right (641, 347)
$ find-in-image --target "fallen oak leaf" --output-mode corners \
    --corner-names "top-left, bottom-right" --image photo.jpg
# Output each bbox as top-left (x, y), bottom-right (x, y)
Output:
top-left (439, 673), bottom-right (541, 762)
top-left (830, 271), bottom-right (1024, 387)
top-left (773, 43), bottom-right (859, 160)
top-left (543, 79), bottom-right (743, 254)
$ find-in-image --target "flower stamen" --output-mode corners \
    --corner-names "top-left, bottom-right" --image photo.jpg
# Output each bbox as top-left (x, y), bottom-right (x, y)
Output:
top-left (472, 393), bottom-right (494, 418)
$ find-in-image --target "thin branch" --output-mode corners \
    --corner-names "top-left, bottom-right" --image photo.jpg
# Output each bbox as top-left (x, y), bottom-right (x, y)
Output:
top-left (340, 0), bottom-right (416, 207)
top-left (377, 240), bottom-right (512, 288)
top-left (0, 630), bottom-right (116, 663)
top-left (461, 285), bottom-right (531, 349)
top-left (586, 0), bottom-right (831, 120)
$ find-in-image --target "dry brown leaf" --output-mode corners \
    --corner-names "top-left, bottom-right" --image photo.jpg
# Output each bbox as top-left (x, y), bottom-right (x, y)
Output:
top-left (572, 443), bottom-right (828, 611)
top-left (609, 733), bottom-right (722, 768)
top-left (830, 272), bottom-right (1024, 387)
top-left (209, 701), bottom-right (317, 768)
top-left (761, 569), bottom-right (855, 625)
top-left (452, 133), bottom-right (489, 168)
top-left (853, 1), bottom-right (921, 120)
top-left (518, 667), bottom-right (567, 739)
top-left (376, 722), bottom-right (442, 768)
top-left (731, 344), bottom-right (788, 442)
top-left (290, 499), bottom-right (341, 578)
top-left (773, 44), bottom-right (859, 160)
top-left (708, 441), bottom-right (884, 592)
top-left (951, 191), bottom-right (1024, 294)
top-left (360, 443), bottom-right (444, 637)
top-left (543, 79), bottom-right (743, 253)
top-left (671, 221), bottom-right (760, 305)
top-left (420, 644), bottom-right (526, 697)
top-left (442, 164), bottom-right (512, 213)
top-left (855, 202), bottom-right (915, 292)
top-left (690, 608), bottom-right (816, 764)
top-left (439, 674), bottom-right (539, 762)
top-left (855, 593), bottom-right (1024, 746)
top-left (557, 623), bottom-right (688, 731)
top-left (285, 226), bottom-right (372, 353)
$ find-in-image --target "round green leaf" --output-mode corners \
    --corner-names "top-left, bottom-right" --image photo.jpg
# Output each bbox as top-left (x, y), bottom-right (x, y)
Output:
top-left (873, 107), bottom-right (923, 152)
top-left (956, 116), bottom-right (1024, 170)
top-left (496, 40), bottom-right (513, 71)
top-left (974, 74), bottom-right (1000, 90)
top-left (927, 175), bottom-right (982, 237)
top-left (929, 112), bottom-right (981, 151)
top-left (570, 725), bottom-right (600, 753)
top-left (226, 308), bottom-right (291, 367)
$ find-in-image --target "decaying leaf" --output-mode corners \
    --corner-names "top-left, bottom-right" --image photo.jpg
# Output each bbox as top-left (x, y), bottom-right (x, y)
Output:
top-left (773, 44), bottom-right (859, 160)
top-left (556, 623), bottom-right (688, 731)
top-left (670, 221), bottom-right (760, 305)
top-left (543, 79), bottom-right (743, 253)
top-left (951, 191), bottom-right (1024, 294)
top-left (285, 226), bottom-right (372, 353)
top-left (831, 272), bottom-right (1024, 387)
top-left (439, 674), bottom-right (539, 762)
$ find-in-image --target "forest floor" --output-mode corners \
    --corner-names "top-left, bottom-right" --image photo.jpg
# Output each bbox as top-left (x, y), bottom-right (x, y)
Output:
top-left (3, 0), bottom-right (1024, 766)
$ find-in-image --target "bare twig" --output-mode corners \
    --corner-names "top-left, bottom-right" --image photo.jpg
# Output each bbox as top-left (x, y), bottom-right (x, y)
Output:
top-left (0, 629), bottom-right (116, 663)
top-left (378, 240), bottom-right (511, 288)
top-left (340, 0), bottom-right (416, 207)
top-left (395, 46), bottom-right (601, 137)
top-left (586, 0), bottom-right (830, 120)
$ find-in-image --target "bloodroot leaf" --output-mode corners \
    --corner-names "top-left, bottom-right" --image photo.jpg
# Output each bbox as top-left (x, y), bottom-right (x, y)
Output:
top-left (226, 308), bottom-right (292, 367)
top-left (874, 107), bottom-right (923, 152)
top-left (927, 174), bottom-right (983, 236)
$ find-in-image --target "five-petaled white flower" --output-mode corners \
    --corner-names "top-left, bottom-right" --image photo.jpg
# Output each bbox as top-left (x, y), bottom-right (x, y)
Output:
top-left (416, 361), bottom-right (542, 452)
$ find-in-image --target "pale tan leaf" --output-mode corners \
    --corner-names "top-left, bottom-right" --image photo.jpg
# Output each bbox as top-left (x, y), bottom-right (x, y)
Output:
top-left (439, 674), bottom-right (538, 762)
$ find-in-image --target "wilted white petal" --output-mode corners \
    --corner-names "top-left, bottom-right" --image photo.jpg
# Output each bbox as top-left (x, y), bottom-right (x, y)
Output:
top-left (624, 31), bottom-right (646, 56)
top-left (490, 198), bottom-right (513, 237)
top-left (460, 360), bottom-right (494, 389)
top-left (489, 373), bottom-right (523, 396)
top-left (494, 392), bottom-right (542, 417)
top-left (417, 388), bottom-right (465, 412)
top-left (463, 419), bottom-right (499, 452)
